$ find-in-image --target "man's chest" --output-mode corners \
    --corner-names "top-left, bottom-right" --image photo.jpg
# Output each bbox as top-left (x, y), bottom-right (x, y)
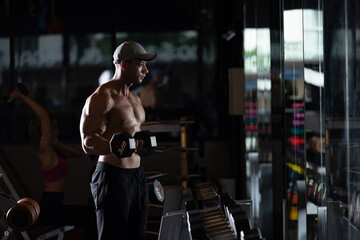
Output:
top-left (109, 99), bottom-right (145, 126)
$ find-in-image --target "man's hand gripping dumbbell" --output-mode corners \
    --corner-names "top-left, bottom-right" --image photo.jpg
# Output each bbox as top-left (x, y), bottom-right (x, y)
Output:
top-left (109, 130), bottom-right (157, 158)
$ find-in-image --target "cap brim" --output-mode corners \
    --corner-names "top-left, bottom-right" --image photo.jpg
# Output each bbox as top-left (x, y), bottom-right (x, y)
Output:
top-left (135, 53), bottom-right (157, 61)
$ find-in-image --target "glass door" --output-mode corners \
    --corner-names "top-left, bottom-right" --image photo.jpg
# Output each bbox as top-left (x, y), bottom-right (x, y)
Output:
top-left (324, 1), bottom-right (360, 239)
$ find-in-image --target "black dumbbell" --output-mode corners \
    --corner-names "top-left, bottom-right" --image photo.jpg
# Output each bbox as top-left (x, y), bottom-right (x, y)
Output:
top-left (16, 82), bottom-right (29, 96)
top-left (190, 211), bottom-right (225, 224)
top-left (188, 218), bottom-right (205, 230)
top-left (207, 230), bottom-right (236, 239)
top-left (188, 212), bottom-right (203, 222)
top-left (232, 211), bottom-right (251, 233)
top-left (240, 228), bottom-right (263, 240)
top-left (4, 82), bottom-right (29, 103)
top-left (134, 130), bottom-right (157, 156)
top-left (185, 199), bottom-right (200, 212)
top-left (190, 227), bottom-right (208, 240)
top-left (109, 132), bottom-right (136, 158)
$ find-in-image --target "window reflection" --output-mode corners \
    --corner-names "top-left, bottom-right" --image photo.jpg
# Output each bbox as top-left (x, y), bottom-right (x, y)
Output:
top-left (284, 6), bottom-right (326, 239)
top-left (0, 31), bottom-right (199, 143)
top-left (284, 8), bottom-right (306, 239)
top-left (243, 28), bottom-right (272, 236)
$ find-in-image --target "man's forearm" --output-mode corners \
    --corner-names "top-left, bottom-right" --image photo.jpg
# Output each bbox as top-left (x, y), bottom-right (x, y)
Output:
top-left (83, 135), bottom-right (111, 156)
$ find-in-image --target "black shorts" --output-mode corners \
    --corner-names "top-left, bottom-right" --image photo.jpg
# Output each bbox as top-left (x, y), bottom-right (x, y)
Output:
top-left (90, 161), bottom-right (149, 240)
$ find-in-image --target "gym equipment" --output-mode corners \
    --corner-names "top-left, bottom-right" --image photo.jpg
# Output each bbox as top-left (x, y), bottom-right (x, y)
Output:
top-left (220, 193), bottom-right (251, 237)
top-left (153, 138), bottom-right (204, 158)
top-left (0, 151), bottom-right (74, 240)
top-left (292, 119), bottom-right (304, 126)
top-left (148, 179), bottom-right (164, 204)
top-left (140, 117), bottom-right (195, 189)
top-left (311, 179), bottom-right (318, 203)
top-left (109, 132), bottom-right (136, 158)
top-left (187, 208), bottom-right (236, 240)
top-left (315, 182), bottom-right (324, 205)
top-left (35, 226), bottom-right (74, 240)
top-left (307, 177), bottom-right (314, 202)
top-left (354, 193), bottom-right (360, 226)
top-left (155, 146), bottom-right (200, 153)
top-left (182, 182), bottom-right (259, 240)
top-left (109, 131), bottom-right (158, 158)
top-left (194, 181), bottom-right (218, 201)
top-left (134, 130), bottom-right (157, 156)
top-left (185, 182), bottom-right (220, 211)
top-left (0, 192), bottom-right (74, 240)
top-left (0, 157), bottom-right (32, 240)
top-left (349, 190), bottom-right (357, 223)
top-left (158, 197), bottom-right (253, 239)
top-left (289, 136), bottom-right (305, 146)
top-left (188, 209), bottom-right (225, 223)
top-left (240, 228), bottom-right (263, 240)
top-left (142, 120), bottom-right (195, 126)
top-left (6, 198), bottom-right (40, 232)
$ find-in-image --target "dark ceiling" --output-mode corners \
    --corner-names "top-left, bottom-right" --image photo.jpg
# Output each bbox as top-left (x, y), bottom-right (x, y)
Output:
top-left (0, 0), bottom-right (244, 37)
top-left (0, 0), bottom-right (202, 36)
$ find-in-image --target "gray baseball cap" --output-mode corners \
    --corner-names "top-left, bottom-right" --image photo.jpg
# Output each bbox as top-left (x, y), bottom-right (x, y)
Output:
top-left (113, 41), bottom-right (157, 64)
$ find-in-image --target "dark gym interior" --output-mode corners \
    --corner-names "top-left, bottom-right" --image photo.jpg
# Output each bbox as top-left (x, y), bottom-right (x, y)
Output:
top-left (1, 0), bottom-right (360, 239)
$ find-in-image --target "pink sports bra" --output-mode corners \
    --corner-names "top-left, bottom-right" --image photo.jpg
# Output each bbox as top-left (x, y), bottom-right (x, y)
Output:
top-left (42, 154), bottom-right (68, 183)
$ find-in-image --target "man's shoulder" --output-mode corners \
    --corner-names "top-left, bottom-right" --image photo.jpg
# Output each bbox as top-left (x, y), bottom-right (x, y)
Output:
top-left (86, 87), bottom-right (111, 107)
top-left (90, 83), bottom-right (112, 98)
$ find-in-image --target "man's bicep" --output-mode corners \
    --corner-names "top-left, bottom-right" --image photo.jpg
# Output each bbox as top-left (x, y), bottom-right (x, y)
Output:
top-left (80, 113), bottom-right (109, 155)
top-left (82, 114), bottom-right (107, 137)
top-left (81, 96), bottom-right (109, 137)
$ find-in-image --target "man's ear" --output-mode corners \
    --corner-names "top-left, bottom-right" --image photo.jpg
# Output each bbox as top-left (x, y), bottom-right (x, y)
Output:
top-left (120, 61), bottom-right (127, 71)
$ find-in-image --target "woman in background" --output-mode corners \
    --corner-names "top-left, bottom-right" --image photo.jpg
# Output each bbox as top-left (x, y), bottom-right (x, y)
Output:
top-left (8, 88), bottom-right (96, 239)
